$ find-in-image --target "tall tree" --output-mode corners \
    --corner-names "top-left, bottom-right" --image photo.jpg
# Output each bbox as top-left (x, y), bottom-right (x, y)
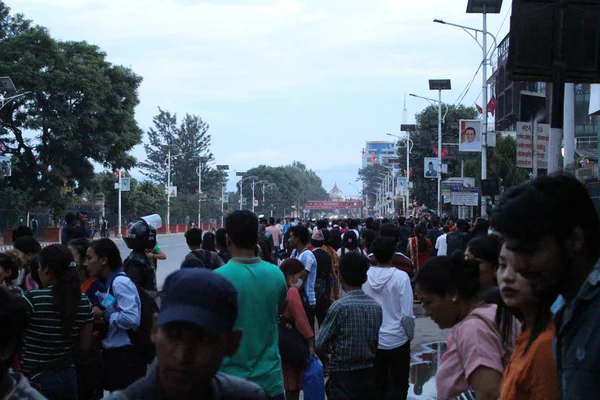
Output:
top-left (357, 164), bottom-right (390, 209)
top-left (0, 2), bottom-right (143, 220)
top-left (140, 108), bottom-right (225, 223)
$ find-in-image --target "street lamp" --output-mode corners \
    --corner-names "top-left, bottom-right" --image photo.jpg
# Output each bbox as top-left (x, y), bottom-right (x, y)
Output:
top-left (0, 77), bottom-right (31, 111)
top-left (410, 78), bottom-right (452, 217)
top-left (161, 145), bottom-right (183, 232)
top-left (251, 180), bottom-right (267, 213)
top-left (196, 156), bottom-right (209, 228)
top-left (388, 131), bottom-right (414, 216)
top-left (434, 0), bottom-right (502, 181)
top-left (216, 165), bottom-right (229, 226)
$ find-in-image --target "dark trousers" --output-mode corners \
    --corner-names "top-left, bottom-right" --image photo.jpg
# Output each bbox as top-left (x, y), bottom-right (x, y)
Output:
top-left (31, 365), bottom-right (78, 400)
top-left (76, 342), bottom-right (104, 400)
top-left (326, 368), bottom-right (375, 400)
top-left (103, 346), bottom-right (147, 391)
top-left (373, 342), bottom-right (411, 400)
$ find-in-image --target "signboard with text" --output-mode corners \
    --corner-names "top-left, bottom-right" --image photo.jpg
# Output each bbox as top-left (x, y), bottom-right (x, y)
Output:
top-left (516, 122), bottom-right (549, 169)
top-left (451, 188), bottom-right (479, 206)
top-left (304, 200), bottom-right (363, 210)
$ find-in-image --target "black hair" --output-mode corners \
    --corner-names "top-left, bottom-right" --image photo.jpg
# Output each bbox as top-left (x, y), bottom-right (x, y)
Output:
top-left (397, 217), bottom-right (406, 226)
top-left (339, 252), bottom-right (370, 287)
top-left (65, 212), bottom-right (78, 225)
top-left (342, 230), bottom-right (359, 251)
top-left (347, 219), bottom-right (358, 229)
top-left (467, 235), bottom-right (502, 266)
top-left (361, 229), bottom-right (378, 253)
top-left (428, 162), bottom-right (433, 166)
top-left (442, 226), bottom-right (450, 234)
top-left (14, 236), bottom-right (41, 256)
top-left (280, 258), bottom-right (305, 276)
top-left (471, 218), bottom-right (490, 238)
top-left (371, 237), bottom-right (396, 264)
top-left (414, 226), bottom-right (428, 251)
top-left (329, 229), bottom-right (342, 251)
top-left (69, 238), bottom-right (91, 265)
top-left (0, 286), bottom-right (29, 365)
top-left (38, 245), bottom-right (81, 336)
top-left (320, 228), bottom-right (331, 247)
top-left (0, 253), bottom-right (18, 283)
top-left (225, 210), bottom-right (258, 250)
top-left (415, 252), bottom-right (480, 300)
top-left (493, 173), bottom-right (600, 262)
top-left (317, 219), bottom-right (328, 230)
top-left (215, 228), bottom-right (227, 248)
top-left (29, 254), bottom-right (41, 287)
top-left (185, 228), bottom-right (203, 247)
top-left (379, 222), bottom-right (400, 242)
top-left (12, 226), bottom-right (33, 243)
top-left (201, 232), bottom-right (217, 252)
top-left (259, 218), bottom-right (268, 225)
top-left (89, 239), bottom-right (123, 271)
top-left (289, 226), bottom-right (310, 245)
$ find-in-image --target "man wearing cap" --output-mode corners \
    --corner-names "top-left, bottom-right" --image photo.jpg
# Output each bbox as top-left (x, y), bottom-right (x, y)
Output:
top-left (106, 268), bottom-right (266, 400)
top-left (216, 210), bottom-right (288, 400)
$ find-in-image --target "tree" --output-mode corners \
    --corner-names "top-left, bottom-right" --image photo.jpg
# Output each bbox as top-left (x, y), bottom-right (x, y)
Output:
top-left (240, 163), bottom-right (328, 216)
top-left (140, 108), bottom-right (225, 223)
top-left (0, 2), bottom-right (143, 221)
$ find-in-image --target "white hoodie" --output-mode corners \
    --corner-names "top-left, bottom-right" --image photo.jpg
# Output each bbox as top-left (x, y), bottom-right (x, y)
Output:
top-left (362, 267), bottom-right (414, 349)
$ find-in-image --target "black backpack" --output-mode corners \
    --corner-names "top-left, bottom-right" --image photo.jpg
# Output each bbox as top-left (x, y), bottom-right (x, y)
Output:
top-left (110, 273), bottom-right (159, 364)
top-left (446, 231), bottom-right (469, 256)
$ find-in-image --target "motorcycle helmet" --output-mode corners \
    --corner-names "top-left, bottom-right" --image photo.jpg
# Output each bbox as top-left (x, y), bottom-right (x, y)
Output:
top-left (124, 218), bottom-right (157, 251)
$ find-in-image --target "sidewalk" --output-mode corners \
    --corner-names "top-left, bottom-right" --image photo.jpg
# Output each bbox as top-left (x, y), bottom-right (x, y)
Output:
top-left (0, 232), bottom-right (184, 250)
top-left (412, 303), bottom-right (451, 353)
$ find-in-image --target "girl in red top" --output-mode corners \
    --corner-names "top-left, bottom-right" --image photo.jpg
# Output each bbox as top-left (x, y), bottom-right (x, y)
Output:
top-left (406, 226), bottom-right (432, 275)
top-left (279, 258), bottom-right (316, 400)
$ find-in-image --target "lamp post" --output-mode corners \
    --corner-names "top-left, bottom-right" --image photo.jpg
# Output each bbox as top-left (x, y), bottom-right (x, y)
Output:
top-left (197, 156), bottom-right (209, 228)
top-left (348, 182), bottom-right (363, 219)
top-left (216, 165), bottom-right (229, 226)
top-left (434, 0), bottom-right (502, 180)
top-left (410, 78), bottom-right (452, 217)
top-left (251, 180), bottom-right (267, 213)
top-left (161, 145), bottom-right (181, 231)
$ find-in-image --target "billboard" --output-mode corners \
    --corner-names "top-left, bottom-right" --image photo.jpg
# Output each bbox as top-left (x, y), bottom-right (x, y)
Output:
top-left (0, 155), bottom-right (11, 177)
top-left (120, 178), bottom-right (131, 192)
top-left (451, 187), bottom-right (479, 206)
top-left (397, 177), bottom-right (407, 194)
top-left (168, 186), bottom-right (178, 198)
top-left (459, 120), bottom-right (482, 152)
top-left (424, 157), bottom-right (439, 178)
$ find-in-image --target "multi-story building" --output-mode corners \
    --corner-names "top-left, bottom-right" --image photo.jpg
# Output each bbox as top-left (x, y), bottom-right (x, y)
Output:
top-left (362, 141), bottom-right (397, 168)
top-left (494, 34), bottom-right (597, 150)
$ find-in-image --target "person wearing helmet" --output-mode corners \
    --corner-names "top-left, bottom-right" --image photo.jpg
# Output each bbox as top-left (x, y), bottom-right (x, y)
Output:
top-left (123, 219), bottom-right (157, 297)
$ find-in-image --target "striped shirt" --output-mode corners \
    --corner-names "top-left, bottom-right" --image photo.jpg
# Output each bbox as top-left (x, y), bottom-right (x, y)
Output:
top-left (21, 287), bottom-right (93, 371)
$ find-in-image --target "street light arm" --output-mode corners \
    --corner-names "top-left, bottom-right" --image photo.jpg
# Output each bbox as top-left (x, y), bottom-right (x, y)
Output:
top-left (433, 18), bottom-right (498, 57)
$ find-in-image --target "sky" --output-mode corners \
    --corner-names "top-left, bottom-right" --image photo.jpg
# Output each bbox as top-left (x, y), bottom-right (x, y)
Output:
top-left (17, 0), bottom-right (511, 196)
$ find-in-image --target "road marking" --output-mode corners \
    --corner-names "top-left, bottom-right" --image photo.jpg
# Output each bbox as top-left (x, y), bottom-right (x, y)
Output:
top-left (176, 243), bottom-right (187, 246)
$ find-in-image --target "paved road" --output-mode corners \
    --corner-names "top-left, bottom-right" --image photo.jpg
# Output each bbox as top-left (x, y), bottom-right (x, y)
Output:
top-left (115, 233), bottom-right (189, 291)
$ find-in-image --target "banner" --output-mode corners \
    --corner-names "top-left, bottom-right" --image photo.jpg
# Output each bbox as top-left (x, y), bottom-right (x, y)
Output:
top-left (424, 157), bottom-right (439, 178)
top-left (459, 120), bottom-right (482, 152)
top-left (168, 186), bottom-right (177, 198)
top-left (397, 177), bottom-right (407, 194)
top-left (516, 122), bottom-right (550, 169)
top-left (0, 155), bottom-right (11, 177)
top-left (120, 178), bottom-right (131, 192)
top-left (304, 200), bottom-right (363, 210)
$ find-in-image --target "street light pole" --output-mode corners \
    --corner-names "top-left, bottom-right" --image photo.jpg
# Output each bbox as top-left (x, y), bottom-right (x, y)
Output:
top-left (481, 6), bottom-right (488, 180)
top-left (438, 88), bottom-right (443, 216)
top-left (118, 171), bottom-right (122, 238)
top-left (167, 147), bottom-right (172, 231)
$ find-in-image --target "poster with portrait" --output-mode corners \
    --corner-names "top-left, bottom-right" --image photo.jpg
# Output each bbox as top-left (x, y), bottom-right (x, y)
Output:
top-left (459, 120), bottom-right (482, 152)
top-left (424, 157), bottom-right (439, 179)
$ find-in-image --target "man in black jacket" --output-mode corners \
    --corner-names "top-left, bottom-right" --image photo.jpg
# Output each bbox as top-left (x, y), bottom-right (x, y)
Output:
top-left (106, 268), bottom-right (266, 400)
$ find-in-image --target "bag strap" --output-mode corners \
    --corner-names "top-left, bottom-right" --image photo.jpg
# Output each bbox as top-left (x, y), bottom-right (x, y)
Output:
top-left (461, 311), bottom-right (513, 367)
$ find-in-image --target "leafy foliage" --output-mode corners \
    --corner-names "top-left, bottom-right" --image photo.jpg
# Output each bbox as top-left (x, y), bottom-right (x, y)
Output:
top-left (240, 162), bottom-right (329, 216)
top-left (0, 2), bottom-right (142, 219)
top-left (357, 164), bottom-right (390, 209)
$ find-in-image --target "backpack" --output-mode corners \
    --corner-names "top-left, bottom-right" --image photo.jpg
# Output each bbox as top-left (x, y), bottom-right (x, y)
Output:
top-left (110, 273), bottom-right (159, 364)
top-left (191, 250), bottom-right (209, 269)
top-left (446, 231), bottom-right (469, 256)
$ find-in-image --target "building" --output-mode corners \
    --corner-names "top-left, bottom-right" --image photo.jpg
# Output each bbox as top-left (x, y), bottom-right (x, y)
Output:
top-left (329, 183), bottom-right (344, 201)
top-left (494, 33), bottom-right (597, 150)
top-left (362, 141), bottom-right (398, 168)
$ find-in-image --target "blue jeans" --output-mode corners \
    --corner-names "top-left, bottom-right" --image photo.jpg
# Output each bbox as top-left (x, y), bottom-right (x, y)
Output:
top-left (31, 365), bottom-right (78, 400)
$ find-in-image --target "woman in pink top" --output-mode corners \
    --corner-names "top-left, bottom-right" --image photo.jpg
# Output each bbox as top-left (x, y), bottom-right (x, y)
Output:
top-left (415, 252), bottom-right (509, 400)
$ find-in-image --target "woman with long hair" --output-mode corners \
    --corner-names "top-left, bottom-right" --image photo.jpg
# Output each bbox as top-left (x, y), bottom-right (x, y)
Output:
top-left (336, 230), bottom-right (368, 258)
top-left (497, 243), bottom-right (558, 400)
top-left (201, 232), bottom-right (217, 252)
top-left (69, 238), bottom-right (105, 400)
top-left (406, 226), bottom-right (432, 275)
top-left (415, 253), bottom-right (509, 400)
top-left (21, 244), bottom-right (93, 400)
top-left (0, 252), bottom-right (22, 295)
top-left (279, 258), bottom-right (316, 400)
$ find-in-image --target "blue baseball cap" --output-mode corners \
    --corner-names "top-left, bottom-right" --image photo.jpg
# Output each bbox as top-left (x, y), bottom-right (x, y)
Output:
top-left (158, 269), bottom-right (238, 340)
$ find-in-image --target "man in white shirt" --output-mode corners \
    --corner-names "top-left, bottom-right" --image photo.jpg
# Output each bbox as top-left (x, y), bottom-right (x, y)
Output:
top-left (435, 226), bottom-right (450, 256)
top-left (363, 236), bottom-right (413, 399)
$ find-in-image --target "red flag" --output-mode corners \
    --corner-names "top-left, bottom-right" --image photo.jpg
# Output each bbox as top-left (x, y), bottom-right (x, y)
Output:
top-left (442, 148), bottom-right (448, 158)
top-left (487, 96), bottom-right (497, 117)
top-left (476, 104), bottom-right (483, 114)
top-left (432, 147), bottom-right (438, 155)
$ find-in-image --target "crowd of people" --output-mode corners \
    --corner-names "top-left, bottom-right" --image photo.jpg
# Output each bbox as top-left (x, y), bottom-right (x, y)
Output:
top-left (1, 173), bottom-right (600, 400)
